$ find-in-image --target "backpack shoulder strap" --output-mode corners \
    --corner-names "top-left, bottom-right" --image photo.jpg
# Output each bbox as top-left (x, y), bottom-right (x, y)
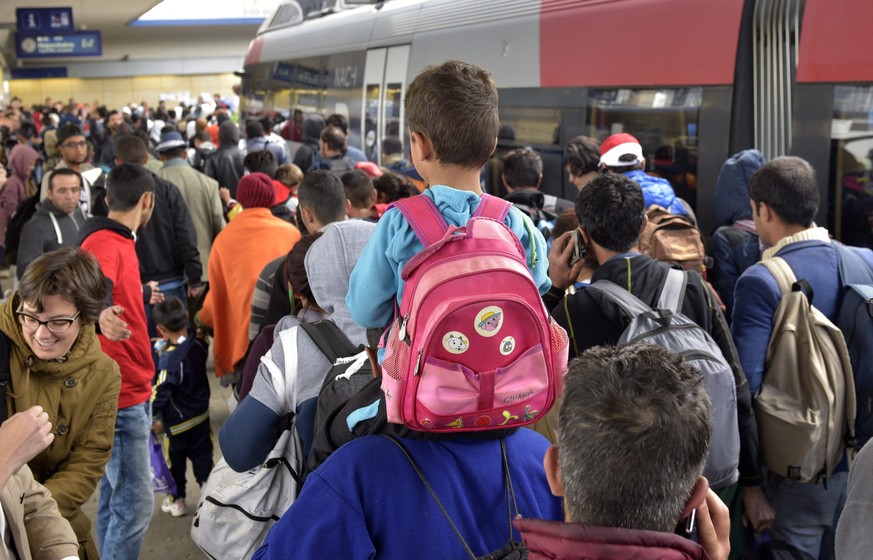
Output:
top-left (299, 321), bottom-right (359, 363)
top-left (835, 244), bottom-right (873, 285)
top-left (473, 193), bottom-right (511, 222)
top-left (657, 268), bottom-right (688, 313)
top-left (760, 257), bottom-right (798, 296)
top-left (392, 194), bottom-right (449, 247)
top-left (379, 435), bottom-right (477, 560)
top-left (0, 334), bottom-right (9, 423)
top-left (587, 280), bottom-right (655, 320)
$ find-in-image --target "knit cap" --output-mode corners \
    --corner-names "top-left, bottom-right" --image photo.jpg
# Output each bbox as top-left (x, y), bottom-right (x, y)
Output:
top-left (237, 172), bottom-right (275, 209)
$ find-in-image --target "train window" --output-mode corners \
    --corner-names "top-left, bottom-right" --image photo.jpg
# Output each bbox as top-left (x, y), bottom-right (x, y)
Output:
top-left (496, 107), bottom-right (563, 148)
top-left (830, 85), bottom-right (873, 249)
top-left (324, 51), bottom-right (366, 153)
top-left (585, 87), bottom-right (703, 206)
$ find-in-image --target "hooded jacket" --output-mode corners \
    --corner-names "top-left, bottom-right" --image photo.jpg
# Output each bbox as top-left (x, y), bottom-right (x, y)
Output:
top-left (514, 518), bottom-right (710, 560)
top-left (219, 219), bottom-right (375, 471)
top-left (204, 121), bottom-right (246, 196)
top-left (708, 150), bottom-right (766, 314)
top-left (623, 170), bottom-right (688, 216)
top-left (713, 149), bottom-right (767, 229)
top-left (1, 296), bottom-right (121, 557)
top-left (79, 217), bottom-right (153, 410)
top-left (1, 145), bottom-right (40, 244)
top-left (292, 115), bottom-right (326, 173)
top-left (17, 199), bottom-right (87, 280)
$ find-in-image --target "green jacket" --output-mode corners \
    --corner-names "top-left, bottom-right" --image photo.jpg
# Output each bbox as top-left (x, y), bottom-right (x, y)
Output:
top-left (1, 296), bottom-right (121, 558)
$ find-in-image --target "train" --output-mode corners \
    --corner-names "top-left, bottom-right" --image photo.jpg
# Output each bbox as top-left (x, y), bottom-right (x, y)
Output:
top-left (239, 0), bottom-right (873, 247)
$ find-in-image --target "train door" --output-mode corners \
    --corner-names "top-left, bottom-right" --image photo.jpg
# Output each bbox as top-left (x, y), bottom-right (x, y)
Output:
top-left (362, 45), bottom-right (410, 165)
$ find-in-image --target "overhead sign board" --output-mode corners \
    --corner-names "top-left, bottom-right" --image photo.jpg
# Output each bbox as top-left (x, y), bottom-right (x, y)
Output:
top-left (16, 31), bottom-right (102, 58)
top-left (17, 8), bottom-right (74, 33)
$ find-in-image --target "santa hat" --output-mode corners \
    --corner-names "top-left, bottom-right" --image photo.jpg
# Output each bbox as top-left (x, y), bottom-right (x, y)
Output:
top-left (599, 133), bottom-right (644, 167)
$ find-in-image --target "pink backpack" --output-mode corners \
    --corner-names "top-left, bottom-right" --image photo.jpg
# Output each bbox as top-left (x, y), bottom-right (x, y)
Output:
top-left (381, 193), bottom-right (569, 432)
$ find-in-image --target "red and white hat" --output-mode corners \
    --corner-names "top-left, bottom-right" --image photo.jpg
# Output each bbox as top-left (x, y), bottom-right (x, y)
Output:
top-left (599, 133), bottom-right (644, 167)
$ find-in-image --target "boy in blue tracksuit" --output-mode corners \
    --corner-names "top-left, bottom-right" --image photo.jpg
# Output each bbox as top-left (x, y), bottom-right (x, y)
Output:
top-left (151, 296), bottom-right (212, 517)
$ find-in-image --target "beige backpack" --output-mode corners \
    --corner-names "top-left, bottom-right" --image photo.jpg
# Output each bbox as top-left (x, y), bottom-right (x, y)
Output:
top-left (755, 257), bottom-right (856, 483)
top-left (639, 204), bottom-right (708, 275)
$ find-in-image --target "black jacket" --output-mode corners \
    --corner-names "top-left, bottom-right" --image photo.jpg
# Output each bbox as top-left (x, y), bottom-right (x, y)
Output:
top-left (153, 331), bottom-right (210, 430)
top-left (135, 172), bottom-right (202, 287)
top-left (546, 252), bottom-right (762, 486)
top-left (204, 147), bottom-right (245, 197)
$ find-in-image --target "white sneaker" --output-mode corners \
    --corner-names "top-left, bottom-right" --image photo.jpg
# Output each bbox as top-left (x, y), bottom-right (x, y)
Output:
top-left (161, 496), bottom-right (187, 517)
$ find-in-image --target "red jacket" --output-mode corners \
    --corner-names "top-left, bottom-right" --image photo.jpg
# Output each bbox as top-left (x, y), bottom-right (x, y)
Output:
top-left (80, 218), bottom-right (153, 409)
top-left (514, 518), bottom-right (710, 560)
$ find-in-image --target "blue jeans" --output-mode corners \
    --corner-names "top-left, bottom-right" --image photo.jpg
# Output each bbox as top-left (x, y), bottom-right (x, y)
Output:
top-left (766, 470), bottom-right (848, 560)
top-left (97, 400), bottom-right (154, 560)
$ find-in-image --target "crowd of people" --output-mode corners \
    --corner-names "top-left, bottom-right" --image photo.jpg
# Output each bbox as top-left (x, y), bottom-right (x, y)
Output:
top-left (0, 57), bottom-right (870, 560)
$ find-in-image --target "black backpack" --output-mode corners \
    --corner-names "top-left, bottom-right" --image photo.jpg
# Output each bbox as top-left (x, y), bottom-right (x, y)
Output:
top-left (297, 320), bottom-right (373, 460)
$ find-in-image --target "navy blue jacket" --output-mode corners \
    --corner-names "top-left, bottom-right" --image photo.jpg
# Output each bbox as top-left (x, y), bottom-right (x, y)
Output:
top-left (152, 330), bottom-right (210, 433)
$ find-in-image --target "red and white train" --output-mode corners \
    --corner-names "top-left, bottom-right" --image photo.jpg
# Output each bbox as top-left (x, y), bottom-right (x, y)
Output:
top-left (241, 0), bottom-right (873, 245)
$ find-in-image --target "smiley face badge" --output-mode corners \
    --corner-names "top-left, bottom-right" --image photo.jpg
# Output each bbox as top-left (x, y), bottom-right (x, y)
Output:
top-left (475, 306), bottom-right (504, 337)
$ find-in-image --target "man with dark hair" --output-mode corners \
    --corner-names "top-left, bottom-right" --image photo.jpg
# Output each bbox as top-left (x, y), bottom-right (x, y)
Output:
top-left (312, 126), bottom-right (354, 174)
top-left (340, 169), bottom-right (376, 220)
top-left (17, 167), bottom-right (87, 279)
top-left (598, 132), bottom-right (687, 215)
top-left (732, 156), bottom-right (873, 558)
top-left (515, 344), bottom-right (729, 559)
top-left (325, 113), bottom-right (367, 164)
top-left (154, 130), bottom-right (223, 287)
top-left (544, 172), bottom-right (764, 541)
top-left (292, 114), bottom-right (326, 175)
top-left (502, 147), bottom-right (573, 224)
top-left (245, 119), bottom-right (288, 165)
top-left (296, 170), bottom-right (349, 234)
top-left (79, 163), bottom-right (160, 560)
top-left (381, 134), bottom-right (407, 171)
top-left (39, 123), bottom-right (95, 216)
top-left (563, 135), bottom-right (600, 191)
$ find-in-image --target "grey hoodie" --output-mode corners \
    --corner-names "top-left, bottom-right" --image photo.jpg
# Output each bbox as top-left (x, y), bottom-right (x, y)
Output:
top-left (249, 219), bottom-right (376, 413)
top-left (17, 199), bottom-right (86, 279)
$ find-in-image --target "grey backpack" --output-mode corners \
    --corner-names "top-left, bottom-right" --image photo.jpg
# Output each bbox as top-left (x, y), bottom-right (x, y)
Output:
top-left (587, 269), bottom-right (740, 489)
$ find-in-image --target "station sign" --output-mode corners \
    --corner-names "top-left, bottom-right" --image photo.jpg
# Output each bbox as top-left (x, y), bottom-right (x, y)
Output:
top-left (16, 31), bottom-right (103, 58)
top-left (17, 8), bottom-right (74, 33)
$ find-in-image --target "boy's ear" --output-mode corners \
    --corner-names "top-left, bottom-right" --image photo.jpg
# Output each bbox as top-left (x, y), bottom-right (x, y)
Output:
top-left (410, 131), bottom-right (434, 162)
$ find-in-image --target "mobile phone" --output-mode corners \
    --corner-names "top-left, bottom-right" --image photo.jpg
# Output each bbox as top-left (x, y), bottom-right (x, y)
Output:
top-left (570, 230), bottom-right (586, 266)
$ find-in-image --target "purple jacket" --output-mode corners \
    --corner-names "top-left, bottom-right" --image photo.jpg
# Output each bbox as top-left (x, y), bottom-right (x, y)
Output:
top-left (515, 518), bottom-right (710, 560)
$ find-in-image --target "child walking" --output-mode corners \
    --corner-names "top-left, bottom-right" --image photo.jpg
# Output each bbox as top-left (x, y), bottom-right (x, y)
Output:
top-left (346, 60), bottom-right (551, 329)
top-left (151, 296), bottom-right (212, 517)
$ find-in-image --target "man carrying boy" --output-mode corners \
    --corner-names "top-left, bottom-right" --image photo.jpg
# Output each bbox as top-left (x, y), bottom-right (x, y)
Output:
top-left (347, 60), bottom-right (550, 331)
top-left (79, 163), bottom-right (158, 560)
top-left (151, 296), bottom-right (212, 518)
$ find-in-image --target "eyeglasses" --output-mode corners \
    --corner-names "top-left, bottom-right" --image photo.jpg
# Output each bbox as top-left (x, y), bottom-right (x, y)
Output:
top-left (16, 308), bottom-right (81, 333)
top-left (61, 140), bottom-right (87, 149)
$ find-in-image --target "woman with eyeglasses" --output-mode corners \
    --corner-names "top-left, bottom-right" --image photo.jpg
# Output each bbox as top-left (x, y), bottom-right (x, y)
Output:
top-left (0, 247), bottom-right (121, 560)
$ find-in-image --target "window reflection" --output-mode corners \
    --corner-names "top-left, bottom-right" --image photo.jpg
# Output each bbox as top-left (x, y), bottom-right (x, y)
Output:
top-left (831, 85), bottom-right (873, 249)
top-left (586, 87), bottom-right (702, 207)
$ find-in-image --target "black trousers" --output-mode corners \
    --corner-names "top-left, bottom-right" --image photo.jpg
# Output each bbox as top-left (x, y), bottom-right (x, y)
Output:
top-left (167, 419), bottom-right (213, 499)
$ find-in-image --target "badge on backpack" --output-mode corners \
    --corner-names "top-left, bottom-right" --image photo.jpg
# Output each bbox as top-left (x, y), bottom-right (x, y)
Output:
top-left (475, 306), bottom-right (504, 337)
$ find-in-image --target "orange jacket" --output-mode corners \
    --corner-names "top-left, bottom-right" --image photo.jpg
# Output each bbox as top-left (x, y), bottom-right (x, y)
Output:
top-left (199, 208), bottom-right (300, 376)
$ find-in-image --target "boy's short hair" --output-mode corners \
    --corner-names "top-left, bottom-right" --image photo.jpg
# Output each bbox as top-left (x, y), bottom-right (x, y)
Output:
top-left (576, 173), bottom-right (645, 253)
top-left (276, 163), bottom-right (303, 187)
top-left (297, 170), bottom-right (347, 225)
top-left (114, 134), bottom-right (149, 165)
top-left (502, 148), bottom-right (543, 188)
top-left (341, 170), bottom-right (375, 209)
top-left (106, 163), bottom-right (155, 212)
top-left (152, 296), bottom-right (188, 333)
top-left (749, 156), bottom-right (819, 227)
top-left (405, 60), bottom-right (498, 169)
top-left (374, 172), bottom-right (416, 204)
top-left (564, 135), bottom-right (601, 177)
